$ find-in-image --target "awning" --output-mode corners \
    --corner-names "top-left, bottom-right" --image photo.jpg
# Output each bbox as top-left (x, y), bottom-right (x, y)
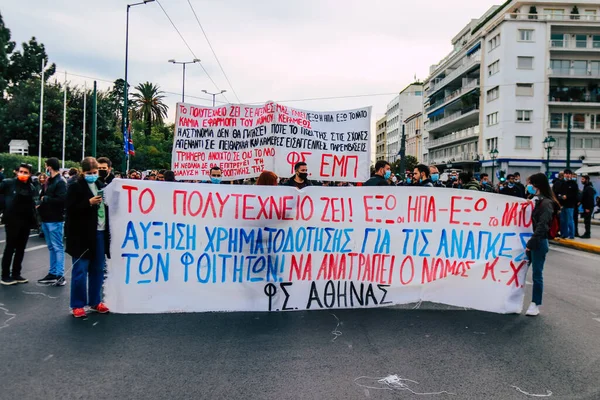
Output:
top-left (466, 42), bottom-right (481, 56)
top-left (427, 107), bottom-right (445, 119)
top-left (575, 165), bottom-right (600, 175)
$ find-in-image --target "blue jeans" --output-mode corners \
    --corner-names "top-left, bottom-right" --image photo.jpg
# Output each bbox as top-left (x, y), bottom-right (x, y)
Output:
top-left (530, 239), bottom-right (549, 305)
top-left (560, 207), bottom-right (575, 238)
top-left (70, 231), bottom-right (105, 309)
top-left (41, 222), bottom-right (65, 277)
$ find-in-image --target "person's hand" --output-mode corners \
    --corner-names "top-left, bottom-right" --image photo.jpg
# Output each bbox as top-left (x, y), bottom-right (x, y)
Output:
top-left (89, 196), bottom-right (102, 206)
top-left (585, 209), bottom-right (590, 213)
top-left (562, 195), bottom-right (567, 199)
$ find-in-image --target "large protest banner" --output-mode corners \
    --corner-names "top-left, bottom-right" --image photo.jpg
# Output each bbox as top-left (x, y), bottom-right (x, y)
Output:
top-left (105, 180), bottom-right (533, 314)
top-left (171, 102), bottom-right (371, 182)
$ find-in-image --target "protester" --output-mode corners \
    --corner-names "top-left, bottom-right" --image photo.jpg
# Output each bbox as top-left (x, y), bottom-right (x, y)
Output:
top-left (67, 167), bottom-right (79, 187)
top-left (552, 171), bottom-right (564, 196)
top-left (501, 175), bottom-right (521, 197)
top-left (37, 157), bottom-right (67, 286)
top-left (403, 172), bottom-right (414, 186)
top-left (580, 175), bottom-right (596, 239)
top-left (209, 167), bottom-right (223, 184)
top-left (593, 196), bottom-right (600, 220)
top-left (0, 164), bottom-right (4, 183)
top-left (428, 165), bottom-right (444, 188)
top-left (513, 172), bottom-right (526, 198)
top-left (38, 172), bottom-right (48, 188)
top-left (479, 173), bottom-right (495, 193)
top-left (65, 157), bottom-right (110, 318)
top-left (458, 171), bottom-right (481, 191)
top-left (525, 173), bottom-right (560, 316)
top-left (285, 162), bottom-right (312, 189)
top-left (128, 170), bottom-right (141, 180)
top-left (364, 160), bottom-right (390, 186)
top-left (0, 163), bottom-right (38, 285)
top-left (556, 169), bottom-right (578, 239)
top-left (164, 170), bottom-right (176, 182)
top-left (256, 170), bottom-right (278, 186)
top-left (97, 157), bottom-right (115, 186)
top-left (411, 164), bottom-right (432, 187)
top-left (157, 170), bottom-right (165, 181)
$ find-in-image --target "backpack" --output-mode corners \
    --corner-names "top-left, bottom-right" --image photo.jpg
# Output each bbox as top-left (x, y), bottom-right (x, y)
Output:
top-left (548, 213), bottom-right (560, 240)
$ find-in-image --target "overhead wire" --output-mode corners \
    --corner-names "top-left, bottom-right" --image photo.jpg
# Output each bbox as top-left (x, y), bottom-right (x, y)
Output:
top-left (187, 0), bottom-right (241, 103)
top-left (155, 0), bottom-right (230, 103)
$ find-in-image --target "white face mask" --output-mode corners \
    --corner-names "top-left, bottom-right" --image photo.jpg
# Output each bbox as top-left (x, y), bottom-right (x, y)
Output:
top-left (391, 176), bottom-right (397, 183)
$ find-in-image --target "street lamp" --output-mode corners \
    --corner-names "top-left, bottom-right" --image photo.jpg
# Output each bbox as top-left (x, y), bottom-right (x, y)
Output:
top-left (489, 148), bottom-right (499, 184)
top-left (168, 59), bottom-right (200, 102)
top-left (123, 0), bottom-right (154, 171)
top-left (202, 89), bottom-right (227, 107)
top-left (543, 136), bottom-right (556, 177)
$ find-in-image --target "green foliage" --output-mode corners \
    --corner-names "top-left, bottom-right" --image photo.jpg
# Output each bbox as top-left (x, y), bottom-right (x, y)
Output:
top-left (0, 12), bottom-right (16, 94)
top-left (131, 82), bottom-right (169, 136)
top-left (392, 155), bottom-right (418, 175)
top-left (128, 122), bottom-right (174, 171)
top-left (0, 153), bottom-right (79, 174)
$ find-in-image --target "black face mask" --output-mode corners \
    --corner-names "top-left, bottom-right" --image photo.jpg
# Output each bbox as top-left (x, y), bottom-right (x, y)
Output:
top-left (298, 172), bottom-right (308, 181)
top-left (98, 170), bottom-right (108, 179)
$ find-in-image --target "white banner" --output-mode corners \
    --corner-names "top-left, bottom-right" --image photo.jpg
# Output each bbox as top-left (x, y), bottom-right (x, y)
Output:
top-left (171, 102), bottom-right (371, 182)
top-left (105, 180), bottom-right (533, 314)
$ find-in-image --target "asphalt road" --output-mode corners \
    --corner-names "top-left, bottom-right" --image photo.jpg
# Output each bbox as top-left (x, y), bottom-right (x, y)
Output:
top-left (0, 226), bottom-right (599, 400)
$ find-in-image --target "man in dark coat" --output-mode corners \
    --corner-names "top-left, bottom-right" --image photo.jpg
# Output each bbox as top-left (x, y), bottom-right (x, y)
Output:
top-left (364, 160), bottom-right (391, 186)
top-left (580, 175), bottom-right (596, 239)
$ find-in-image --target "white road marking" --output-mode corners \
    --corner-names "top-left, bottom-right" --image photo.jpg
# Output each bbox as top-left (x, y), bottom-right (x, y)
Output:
top-left (549, 245), bottom-right (600, 260)
top-left (43, 354), bottom-right (54, 362)
top-left (593, 318), bottom-right (600, 324)
top-left (0, 244), bottom-right (47, 259)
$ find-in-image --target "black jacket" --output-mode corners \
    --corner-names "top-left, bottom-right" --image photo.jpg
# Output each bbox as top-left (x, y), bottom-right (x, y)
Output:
top-left (514, 182), bottom-right (526, 198)
top-left (102, 173), bottom-right (115, 186)
top-left (364, 175), bottom-right (389, 186)
top-left (527, 196), bottom-right (557, 250)
top-left (284, 176), bottom-right (312, 189)
top-left (501, 185), bottom-right (521, 197)
top-left (419, 178), bottom-right (434, 187)
top-left (38, 174), bottom-right (67, 222)
top-left (557, 180), bottom-right (579, 208)
top-left (581, 183), bottom-right (596, 211)
top-left (65, 177), bottom-right (111, 260)
top-left (0, 178), bottom-right (39, 226)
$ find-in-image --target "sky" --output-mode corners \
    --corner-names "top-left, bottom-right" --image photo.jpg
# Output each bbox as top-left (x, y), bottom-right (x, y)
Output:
top-left (2, 0), bottom-right (499, 122)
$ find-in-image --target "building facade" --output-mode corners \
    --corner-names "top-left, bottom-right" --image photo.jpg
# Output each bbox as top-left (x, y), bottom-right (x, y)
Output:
top-left (375, 116), bottom-right (388, 161)
top-left (386, 83), bottom-right (423, 162)
top-left (404, 112), bottom-right (423, 161)
top-left (424, 0), bottom-right (600, 178)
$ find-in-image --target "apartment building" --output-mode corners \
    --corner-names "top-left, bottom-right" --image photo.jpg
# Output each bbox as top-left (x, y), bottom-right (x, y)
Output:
top-left (404, 112), bottom-right (423, 161)
top-left (386, 83), bottom-right (423, 162)
top-left (424, 0), bottom-right (600, 178)
top-left (375, 116), bottom-right (388, 161)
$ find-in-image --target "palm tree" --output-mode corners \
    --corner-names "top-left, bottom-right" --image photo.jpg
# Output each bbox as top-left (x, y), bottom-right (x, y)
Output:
top-left (131, 82), bottom-right (169, 136)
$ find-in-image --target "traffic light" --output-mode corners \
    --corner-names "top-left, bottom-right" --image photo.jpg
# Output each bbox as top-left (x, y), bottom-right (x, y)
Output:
top-left (498, 170), bottom-right (506, 182)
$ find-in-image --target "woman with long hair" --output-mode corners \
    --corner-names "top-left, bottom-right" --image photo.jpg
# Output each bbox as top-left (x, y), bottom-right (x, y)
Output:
top-left (256, 171), bottom-right (278, 186)
top-left (65, 157), bottom-right (111, 318)
top-left (524, 173), bottom-right (560, 316)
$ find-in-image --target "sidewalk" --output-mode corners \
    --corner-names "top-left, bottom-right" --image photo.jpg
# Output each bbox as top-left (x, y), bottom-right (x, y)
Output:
top-left (551, 222), bottom-right (600, 255)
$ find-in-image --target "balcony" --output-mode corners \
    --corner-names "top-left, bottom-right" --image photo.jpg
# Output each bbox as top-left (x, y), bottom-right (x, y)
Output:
top-left (549, 68), bottom-right (600, 79)
top-left (426, 79), bottom-right (479, 113)
top-left (550, 40), bottom-right (600, 51)
top-left (428, 53), bottom-right (481, 96)
top-left (430, 152), bottom-right (479, 166)
top-left (548, 90), bottom-right (600, 107)
top-left (425, 126), bottom-right (479, 149)
top-left (427, 106), bottom-right (480, 134)
top-left (506, 13), bottom-right (600, 22)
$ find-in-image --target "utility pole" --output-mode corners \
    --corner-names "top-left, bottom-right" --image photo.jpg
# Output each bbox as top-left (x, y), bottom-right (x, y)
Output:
top-left (566, 112), bottom-right (572, 169)
top-left (92, 81), bottom-right (97, 157)
top-left (399, 124), bottom-right (406, 177)
top-left (62, 71), bottom-right (67, 168)
top-left (82, 82), bottom-right (86, 161)
top-left (37, 59), bottom-right (45, 172)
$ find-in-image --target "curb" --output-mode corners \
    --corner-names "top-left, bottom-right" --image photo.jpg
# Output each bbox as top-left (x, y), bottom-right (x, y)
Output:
top-left (551, 238), bottom-right (600, 255)
top-left (578, 220), bottom-right (600, 226)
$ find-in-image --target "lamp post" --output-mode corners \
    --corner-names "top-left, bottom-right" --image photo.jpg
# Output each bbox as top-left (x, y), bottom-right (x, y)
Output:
top-left (543, 136), bottom-right (556, 177)
top-left (489, 148), bottom-right (499, 184)
top-left (123, 0), bottom-right (154, 172)
top-left (168, 59), bottom-right (200, 102)
top-left (202, 89), bottom-right (227, 107)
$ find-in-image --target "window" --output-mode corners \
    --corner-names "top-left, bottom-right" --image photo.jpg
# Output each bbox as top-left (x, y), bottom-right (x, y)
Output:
top-left (551, 59), bottom-right (570, 75)
top-left (519, 29), bottom-right (534, 41)
top-left (516, 83), bottom-right (534, 96)
top-left (488, 60), bottom-right (500, 76)
top-left (487, 86), bottom-right (499, 101)
top-left (516, 110), bottom-right (532, 122)
top-left (573, 60), bottom-right (587, 76)
top-left (584, 10), bottom-right (597, 21)
top-left (488, 34), bottom-right (501, 51)
top-left (517, 56), bottom-right (534, 69)
top-left (487, 112), bottom-right (498, 126)
top-left (591, 114), bottom-right (600, 129)
top-left (544, 9), bottom-right (565, 20)
top-left (550, 113), bottom-right (565, 129)
top-left (551, 33), bottom-right (565, 47)
top-left (576, 34), bottom-right (587, 48)
top-left (515, 136), bottom-right (531, 149)
top-left (573, 113), bottom-right (585, 129)
top-left (591, 61), bottom-right (600, 76)
top-left (486, 138), bottom-right (498, 152)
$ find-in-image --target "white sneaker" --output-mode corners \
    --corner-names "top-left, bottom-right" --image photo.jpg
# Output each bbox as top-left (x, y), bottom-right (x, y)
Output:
top-left (525, 302), bottom-right (540, 316)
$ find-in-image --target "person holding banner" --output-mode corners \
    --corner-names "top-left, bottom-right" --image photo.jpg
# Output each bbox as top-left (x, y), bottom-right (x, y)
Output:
top-left (209, 167), bottom-right (223, 184)
top-left (256, 171), bottom-right (278, 186)
top-left (364, 160), bottom-right (391, 186)
top-left (65, 157), bottom-right (111, 318)
top-left (285, 162), bottom-right (312, 189)
top-left (413, 164), bottom-right (434, 187)
top-left (525, 173), bottom-right (560, 317)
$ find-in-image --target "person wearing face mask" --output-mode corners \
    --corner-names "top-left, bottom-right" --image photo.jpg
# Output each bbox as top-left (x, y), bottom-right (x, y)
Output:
top-left (579, 175), bottom-right (596, 239)
top-left (285, 162), bottom-right (313, 189)
top-left (524, 173), bottom-right (560, 316)
top-left (0, 163), bottom-right (39, 285)
top-left (513, 172), bottom-right (526, 198)
top-left (97, 157), bottom-right (115, 186)
top-left (479, 173), bottom-right (495, 193)
top-left (37, 158), bottom-right (68, 286)
top-left (501, 174), bottom-right (521, 197)
top-left (413, 164), bottom-right (434, 187)
top-left (208, 166), bottom-right (223, 184)
top-left (65, 157), bottom-right (111, 318)
top-left (364, 160), bottom-right (391, 186)
top-left (458, 171), bottom-right (481, 191)
top-left (556, 169), bottom-right (579, 239)
top-left (428, 165), bottom-right (444, 188)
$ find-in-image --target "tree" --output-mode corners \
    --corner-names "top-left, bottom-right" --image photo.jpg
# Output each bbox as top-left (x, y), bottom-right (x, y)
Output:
top-left (7, 37), bottom-right (55, 86)
top-left (131, 82), bottom-right (168, 136)
top-left (392, 155), bottom-right (418, 176)
top-left (0, 12), bottom-right (16, 95)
